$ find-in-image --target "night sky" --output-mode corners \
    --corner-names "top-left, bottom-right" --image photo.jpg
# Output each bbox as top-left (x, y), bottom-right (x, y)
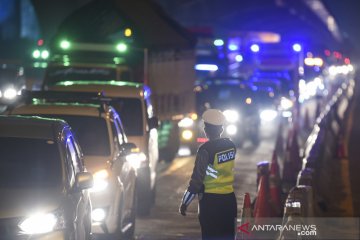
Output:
top-left (156, 0), bottom-right (360, 59)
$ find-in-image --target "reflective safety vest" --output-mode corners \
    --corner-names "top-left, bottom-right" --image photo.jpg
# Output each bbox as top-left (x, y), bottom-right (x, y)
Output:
top-left (200, 138), bottom-right (236, 194)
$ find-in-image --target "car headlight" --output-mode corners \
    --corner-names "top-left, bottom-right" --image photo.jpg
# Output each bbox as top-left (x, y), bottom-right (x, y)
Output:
top-left (91, 169), bottom-right (109, 192)
top-left (226, 124), bottom-right (237, 135)
top-left (223, 109), bottom-right (239, 123)
top-left (19, 212), bottom-right (64, 235)
top-left (280, 97), bottom-right (293, 110)
top-left (260, 109), bottom-right (278, 122)
top-left (92, 208), bottom-right (107, 222)
top-left (178, 117), bottom-right (194, 128)
top-left (181, 130), bottom-right (193, 140)
top-left (3, 87), bottom-right (17, 100)
top-left (126, 152), bottom-right (147, 169)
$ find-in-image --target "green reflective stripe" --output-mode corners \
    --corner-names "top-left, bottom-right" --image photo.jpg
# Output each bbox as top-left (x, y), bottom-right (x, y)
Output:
top-left (55, 80), bottom-right (142, 87)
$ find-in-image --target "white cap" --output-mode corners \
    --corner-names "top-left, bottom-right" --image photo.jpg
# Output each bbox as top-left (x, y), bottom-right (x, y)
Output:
top-left (202, 109), bottom-right (225, 126)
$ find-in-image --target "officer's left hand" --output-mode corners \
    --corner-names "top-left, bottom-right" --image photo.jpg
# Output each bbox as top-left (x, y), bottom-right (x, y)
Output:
top-left (179, 203), bottom-right (187, 216)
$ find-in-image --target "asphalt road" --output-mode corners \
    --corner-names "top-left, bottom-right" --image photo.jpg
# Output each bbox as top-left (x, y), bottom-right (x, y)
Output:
top-left (132, 95), bottom-right (333, 240)
top-left (134, 120), bottom-right (280, 239)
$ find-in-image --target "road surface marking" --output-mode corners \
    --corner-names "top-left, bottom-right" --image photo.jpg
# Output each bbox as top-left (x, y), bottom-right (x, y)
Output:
top-left (160, 157), bottom-right (193, 178)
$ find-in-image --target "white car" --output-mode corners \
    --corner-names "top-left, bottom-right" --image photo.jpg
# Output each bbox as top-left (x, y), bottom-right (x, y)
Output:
top-left (7, 96), bottom-right (137, 238)
top-left (0, 115), bottom-right (93, 239)
top-left (47, 81), bottom-right (159, 215)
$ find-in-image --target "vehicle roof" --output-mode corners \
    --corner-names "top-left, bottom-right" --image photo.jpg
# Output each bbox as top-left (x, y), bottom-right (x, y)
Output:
top-left (0, 115), bottom-right (67, 140)
top-left (9, 102), bottom-right (104, 118)
top-left (50, 80), bottom-right (146, 99)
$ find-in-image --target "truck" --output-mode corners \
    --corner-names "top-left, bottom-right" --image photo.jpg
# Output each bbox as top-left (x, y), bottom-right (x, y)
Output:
top-left (41, 40), bottom-right (197, 163)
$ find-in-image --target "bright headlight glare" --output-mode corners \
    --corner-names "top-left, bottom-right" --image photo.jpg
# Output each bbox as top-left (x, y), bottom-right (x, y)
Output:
top-left (181, 130), bottom-right (193, 140)
top-left (126, 152), bottom-right (147, 169)
top-left (223, 109), bottom-right (239, 123)
top-left (19, 213), bottom-right (57, 234)
top-left (178, 117), bottom-right (194, 128)
top-left (92, 208), bottom-right (106, 222)
top-left (260, 109), bottom-right (278, 121)
top-left (4, 88), bottom-right (17, 99)
top-left (280, 97), bottom-right (293, 110)
top-left (226, 125), bottom-right (237, 135)
top-left (91, 169), bottom-right (109, 192)
top-left (93, 169), bottom-right (109, 179)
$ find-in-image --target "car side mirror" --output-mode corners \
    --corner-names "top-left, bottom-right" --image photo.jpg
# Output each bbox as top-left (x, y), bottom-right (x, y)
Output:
top-left (75, 172), bottom-right (93, 191)
top-left (120, 142), bottom-right (137, 156)
top-left (148, 116), bottom-right (159, 129)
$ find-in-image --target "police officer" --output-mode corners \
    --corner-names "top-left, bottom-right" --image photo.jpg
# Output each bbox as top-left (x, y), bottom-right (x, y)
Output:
top-left (179, 109), bottom-right (237, 240)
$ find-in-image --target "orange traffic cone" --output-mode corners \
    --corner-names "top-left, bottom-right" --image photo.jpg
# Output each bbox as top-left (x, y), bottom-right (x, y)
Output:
top-left (242, 193), bottom-right (252, 219)
top-left (269, 151), bottom-right (282, 217)
top-left (253, 175), bottom-right (271, 224)
top-left (238, 193), bottom-right (252, 239)
top-left (241, 193), bottom-right (252, 225)
top-left (256, 161), bottom-right (269, 190)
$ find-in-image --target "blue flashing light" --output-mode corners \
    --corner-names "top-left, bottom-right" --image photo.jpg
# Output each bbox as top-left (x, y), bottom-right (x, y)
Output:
top-left (143, 86), bottom-right (151, 98)
top-left (292, 43), bottom-right (302, 52)
top-left (251, 86), bottom-right (258, 91)
top-left (250, 44), bottom-right (260, 53)
top-left (195, 64), bottom-right (219, 71)
top-left (235, 54), bottom-right (243, 62)
top-left (213, 39), bottom-right (224, 47)
top-left (228, 44), bottom-right (238, 51)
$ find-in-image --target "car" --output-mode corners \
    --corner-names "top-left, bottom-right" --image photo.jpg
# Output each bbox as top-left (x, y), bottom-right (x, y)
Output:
top-left (0, 115), bottom-right (93, 239)
top-left (46, 80), bottom-right (159, 215)
top-left (6, 92), bottom-right (138, 238)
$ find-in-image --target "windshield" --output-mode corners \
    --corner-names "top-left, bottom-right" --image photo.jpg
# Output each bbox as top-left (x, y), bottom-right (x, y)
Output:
top-left (46, 66), bottom-right (117, 83)
top-left (36, 115), bottom-right (111, 156)
top-left (0, 137), bottom-right (62, 188)
top-left (110, 98), bottom-right (144, 136)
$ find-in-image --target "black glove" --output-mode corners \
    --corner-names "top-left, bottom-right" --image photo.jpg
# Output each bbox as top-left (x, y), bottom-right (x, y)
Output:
top-left (179, 203), bottom-right (187, 216)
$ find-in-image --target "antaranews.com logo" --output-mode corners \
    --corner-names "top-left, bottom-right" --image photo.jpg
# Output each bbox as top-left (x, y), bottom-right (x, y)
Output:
top-left (238, 222), bottom-right (317, 237)
top-left (236, 217), bottom-right (360, 240)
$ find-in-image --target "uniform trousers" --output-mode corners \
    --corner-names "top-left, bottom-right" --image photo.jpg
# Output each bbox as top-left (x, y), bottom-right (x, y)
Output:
top-left (198, 192), bottom-right (237, 240)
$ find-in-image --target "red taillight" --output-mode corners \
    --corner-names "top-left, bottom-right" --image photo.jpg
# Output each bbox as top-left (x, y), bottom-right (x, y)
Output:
top-left (197, 138), bottom-right (208, 143)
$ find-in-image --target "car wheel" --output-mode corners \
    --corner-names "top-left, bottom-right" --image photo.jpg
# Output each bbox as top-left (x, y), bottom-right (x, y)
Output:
top-left (123, 186), bottom-right (137, 239)
top-left (151, 183), bottom-right (156, 206)
top-left (111, 194), bottom-right (125, 239)
top-left (136, 191), bottom-right (151, 216)
top-left (137, 180), bottom-right (152, 216)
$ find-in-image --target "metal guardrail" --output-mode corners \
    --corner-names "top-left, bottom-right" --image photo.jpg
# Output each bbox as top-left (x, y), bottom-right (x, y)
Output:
top-left (279, 79), bottom-right (355, 238)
